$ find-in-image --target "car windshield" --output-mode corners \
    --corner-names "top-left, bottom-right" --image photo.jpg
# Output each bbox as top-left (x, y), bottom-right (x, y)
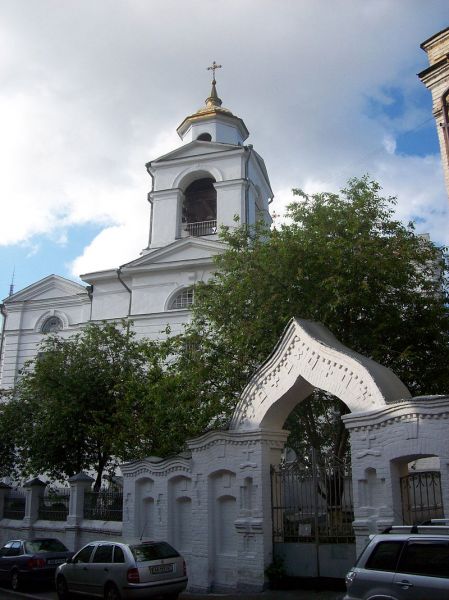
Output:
top-left (25, 539), bottom-right (68, 553)
top-left (131, 542), bottom-right (179, 562)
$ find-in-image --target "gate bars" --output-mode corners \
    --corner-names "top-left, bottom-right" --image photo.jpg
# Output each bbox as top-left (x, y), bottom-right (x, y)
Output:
top-left (271, 448), bottom-right (355, 545)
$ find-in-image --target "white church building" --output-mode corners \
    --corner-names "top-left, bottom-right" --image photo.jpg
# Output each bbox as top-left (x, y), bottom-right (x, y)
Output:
top-left (0, 75), bottom-right (273, 388)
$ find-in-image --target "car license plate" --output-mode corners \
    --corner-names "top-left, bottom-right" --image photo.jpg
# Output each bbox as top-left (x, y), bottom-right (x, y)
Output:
top-left (150, 563), bottom-right (173, 574)
top-left (47, 558), bottom-right (66, 565)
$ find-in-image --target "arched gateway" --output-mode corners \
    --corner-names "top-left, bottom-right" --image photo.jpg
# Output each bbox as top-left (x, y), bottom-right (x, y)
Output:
top-left (230, 318), bottom-right (410, 431)
top-left (122, 319), bottom-right (449, 593)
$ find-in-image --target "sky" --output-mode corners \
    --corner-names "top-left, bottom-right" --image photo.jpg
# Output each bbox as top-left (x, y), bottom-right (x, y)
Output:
top-left (0, 0), bottom-right (448, 300)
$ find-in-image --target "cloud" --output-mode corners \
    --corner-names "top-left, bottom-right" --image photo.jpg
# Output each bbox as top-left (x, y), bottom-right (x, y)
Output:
top-left (0, 0), bottom-right (447, 285)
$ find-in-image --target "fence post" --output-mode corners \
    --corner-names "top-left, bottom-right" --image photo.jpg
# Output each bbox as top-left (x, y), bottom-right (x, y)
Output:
top-left (23, 477), bottom-right (47, 535)
top-left (65, 472), bottom-right (94, 551)
top-left (0, 483), bottom-right (11, 520)
top-left (311, 447), bottom-right (321, 578)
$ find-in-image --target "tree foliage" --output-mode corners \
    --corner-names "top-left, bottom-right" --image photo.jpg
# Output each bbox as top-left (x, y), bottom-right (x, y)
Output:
top-left (1, 322), bottom-right (221, 487)
top-left (181, 176), bottom-right (449, 459)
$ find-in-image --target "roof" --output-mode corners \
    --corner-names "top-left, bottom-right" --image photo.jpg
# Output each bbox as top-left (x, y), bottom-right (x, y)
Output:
top-left (420, 26), bottom-right (449, 50)
top-left (3, 274), bottom-right (88, 304)
top-left (176, 80), bottom-right (249, 140)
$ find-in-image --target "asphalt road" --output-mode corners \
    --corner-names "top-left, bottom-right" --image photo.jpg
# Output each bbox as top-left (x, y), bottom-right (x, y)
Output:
top-left (0, 586), bottom-right (344, 600)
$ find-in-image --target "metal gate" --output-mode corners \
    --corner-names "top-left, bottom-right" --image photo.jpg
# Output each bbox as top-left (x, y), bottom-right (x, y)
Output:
top-left (401, 471), bottom-right (444, 525)
top-left (271, 449), bottom-right (355, 578)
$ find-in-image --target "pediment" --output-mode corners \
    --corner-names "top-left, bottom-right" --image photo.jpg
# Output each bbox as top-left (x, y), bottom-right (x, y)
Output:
top-left (122, 238), bottom-right (227, 271)
top-left (152, 140), bottom-right (239, 163)
top-left (4, 275), bottom-right (88, 303)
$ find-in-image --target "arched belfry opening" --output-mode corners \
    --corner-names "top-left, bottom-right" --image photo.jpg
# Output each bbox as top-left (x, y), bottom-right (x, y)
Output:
top-left (196, 132), bottom-right (212, 141)
top-left (182, 177), bottom-right (217, 237)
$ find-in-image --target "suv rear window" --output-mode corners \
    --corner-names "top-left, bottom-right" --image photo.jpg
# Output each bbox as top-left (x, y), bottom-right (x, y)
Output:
top-left (131, 542), bottom-right (179, 562)
top-left (398, 541), bottom-right (449, 578)
top-left (365, 541), bottom-right (403, 571)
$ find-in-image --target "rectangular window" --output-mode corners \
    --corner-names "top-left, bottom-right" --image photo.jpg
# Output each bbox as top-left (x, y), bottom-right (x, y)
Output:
top-left (113, 545), bottom-right (125, 563)
top-left (130, 542), bottom-right (179, 562)
top-left (398, 541), bottom-right (449, 578)
top-left (92, 544), bottom-right (114, 564)
top-left (365, 541), bottom-right (403, 571)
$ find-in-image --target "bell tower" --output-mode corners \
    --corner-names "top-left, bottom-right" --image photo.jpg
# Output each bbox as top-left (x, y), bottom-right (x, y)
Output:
top-left (144, 65), bottom-right (273, 251)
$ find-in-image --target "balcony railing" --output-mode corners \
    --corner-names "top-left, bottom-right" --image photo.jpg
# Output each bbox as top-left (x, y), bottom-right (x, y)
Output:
top-left (181, 220), bottom-right (217, 238)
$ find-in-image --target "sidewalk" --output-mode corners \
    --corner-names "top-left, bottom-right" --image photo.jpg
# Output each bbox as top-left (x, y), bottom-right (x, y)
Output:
top-left (1, 585), bottom-right (345, 600)
top-left (181, 589), bottom-right (344, 600)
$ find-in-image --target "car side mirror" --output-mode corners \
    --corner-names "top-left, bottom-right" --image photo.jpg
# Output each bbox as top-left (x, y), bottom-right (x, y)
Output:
top-left (66, 557), bottom-right (73, 564)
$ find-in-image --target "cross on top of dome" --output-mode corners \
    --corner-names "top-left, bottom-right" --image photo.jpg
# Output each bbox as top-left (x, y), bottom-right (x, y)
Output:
top-left (207, 61), bottom-right (222, 82)
top-left (176, 61), bottom-right (249, 144)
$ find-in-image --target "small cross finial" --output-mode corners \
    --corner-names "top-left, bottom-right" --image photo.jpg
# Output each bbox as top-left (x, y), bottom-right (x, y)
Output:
top-left (207, 61), bottom-right (222, 83)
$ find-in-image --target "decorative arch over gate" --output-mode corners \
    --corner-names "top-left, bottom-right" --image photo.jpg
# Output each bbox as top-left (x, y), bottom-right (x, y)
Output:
top-left (230, 318), bottom-right (411, 432)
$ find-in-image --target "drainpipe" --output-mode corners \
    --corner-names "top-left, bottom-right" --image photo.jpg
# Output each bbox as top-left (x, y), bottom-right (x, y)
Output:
top-left (116, 268), bottom-right (132, 317)
top-left (145, 161), bottom-right (155, 249)
top-left (244, 145), bottom-right (253, 226)
top-left (0, 303), bottom-right (6, 386)
top-left (86, 285), bottom-right (93, 321)
top-left (441, 87), bottom-right (449, 167)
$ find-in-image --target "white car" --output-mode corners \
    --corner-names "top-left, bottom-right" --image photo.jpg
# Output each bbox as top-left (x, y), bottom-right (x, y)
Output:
top-left (55, 540), bottom-right (188, 600)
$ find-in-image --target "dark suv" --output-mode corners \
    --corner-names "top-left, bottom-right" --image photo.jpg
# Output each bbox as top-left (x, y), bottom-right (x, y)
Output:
top-left (344, 526), bottom-right (449, 600)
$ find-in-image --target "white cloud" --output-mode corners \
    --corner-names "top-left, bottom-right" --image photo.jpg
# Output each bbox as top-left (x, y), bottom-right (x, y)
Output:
top-left (383, 135), bottom-right (397, 155)
top-left (0, 0), bottom-right (447, 284)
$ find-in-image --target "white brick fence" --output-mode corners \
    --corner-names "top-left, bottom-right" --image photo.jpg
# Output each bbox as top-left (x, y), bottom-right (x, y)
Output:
top-left (1, 318), bottom-right (448, 593)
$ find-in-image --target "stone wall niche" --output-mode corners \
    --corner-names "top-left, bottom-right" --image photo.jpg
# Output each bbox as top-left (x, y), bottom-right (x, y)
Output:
top-left (343, 396), bottom-right (449, 554)
top-left (134, 477), bottom-right (155, 540)
top-left (168, 475), bottom-right (192, 556)
top-left (209, 470), bottom-right (238, 592)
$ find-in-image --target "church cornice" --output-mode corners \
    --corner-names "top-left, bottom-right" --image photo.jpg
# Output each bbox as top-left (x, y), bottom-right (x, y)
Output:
top-left (342, 396), bottom-right (449, 431)
top-left (122, 256), bottom-right (217, 274)
top-left (3, 275), bottom-right (89, 305)
top-left (420, 26), bottom-right (449, 51)
top-left (418, 56), bottom-right (449, 84)
top-left (4, 296), bottom-right (90, 313)
top-left (123, 237), bottom-right (227, 268)
top-left (148, 142), bottom-right (245, 169)
top-left (81, 239), bottom-right (226, 284)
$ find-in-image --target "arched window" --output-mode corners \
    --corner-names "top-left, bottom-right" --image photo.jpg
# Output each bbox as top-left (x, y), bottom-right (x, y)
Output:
top-left (169, 288), bottom-right (194, 310)
top-left (182, 178), bottom-right (217, 237)
top-left (41, 316), bottom-right (63, 333)
top-left (197, 132), bottom-right (212, 141)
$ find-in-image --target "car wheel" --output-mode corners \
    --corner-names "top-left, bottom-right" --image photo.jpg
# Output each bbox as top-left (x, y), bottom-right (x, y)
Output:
top-left (56, 575), bottom-right (71, 600)
top-left (104, 583), bottom-right (122, 600)
top-left (10, 569), bottom-right (21, 591)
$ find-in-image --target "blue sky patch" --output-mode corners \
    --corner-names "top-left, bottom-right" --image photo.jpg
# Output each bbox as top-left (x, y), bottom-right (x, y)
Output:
top-left (365, 86), bottom-right (439, 157)
top-left (0, 223), bottom-right (104, 299)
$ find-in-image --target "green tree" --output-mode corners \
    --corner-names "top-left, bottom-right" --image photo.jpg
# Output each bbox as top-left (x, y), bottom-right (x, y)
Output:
top-left (6, 322), bottom-right (158, 488)
top-left (0, 389), bottom-right (23, 480)
top-left (181, 176), bottom-right (449, 459)
top-left (3, 321), bottom-right (228, 487)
